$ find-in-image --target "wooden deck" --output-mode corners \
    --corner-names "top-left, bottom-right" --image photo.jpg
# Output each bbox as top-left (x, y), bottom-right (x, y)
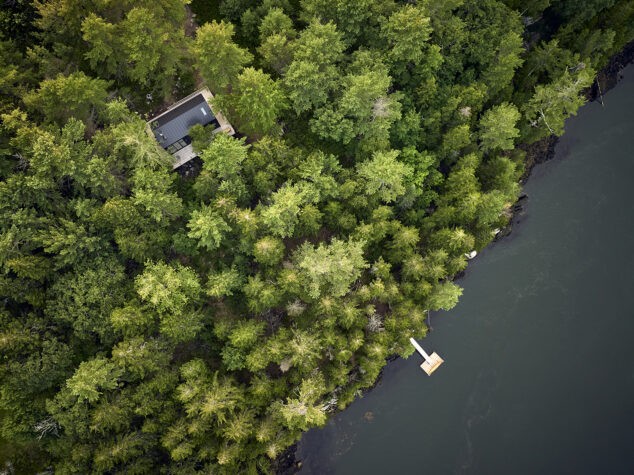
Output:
top-left (410, 337), bottom-right (444, 376)
top-left (420, 352), bottom-right (444, 376)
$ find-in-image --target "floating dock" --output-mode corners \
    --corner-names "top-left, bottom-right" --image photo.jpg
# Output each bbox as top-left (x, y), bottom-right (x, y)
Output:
top-left (410, 337), bottom-right (444, 376)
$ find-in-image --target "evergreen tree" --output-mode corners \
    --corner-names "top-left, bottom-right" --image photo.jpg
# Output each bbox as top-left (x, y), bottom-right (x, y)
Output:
top-left (193, 20), bottom-right (253, 93)
top-left (1, 0), bottom-right (629, 471)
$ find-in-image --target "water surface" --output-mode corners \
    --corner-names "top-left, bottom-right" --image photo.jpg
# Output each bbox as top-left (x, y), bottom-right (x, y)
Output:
top-left (298, 64), bottom-right (634, 475)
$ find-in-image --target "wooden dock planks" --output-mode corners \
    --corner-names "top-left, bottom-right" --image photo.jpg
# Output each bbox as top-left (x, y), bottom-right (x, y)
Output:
top-left (420, 352), bottom-right (444, 376)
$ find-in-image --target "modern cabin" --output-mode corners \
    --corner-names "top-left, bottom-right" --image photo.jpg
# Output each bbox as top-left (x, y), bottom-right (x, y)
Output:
top-left (146, 88), bottom-right (235, 169)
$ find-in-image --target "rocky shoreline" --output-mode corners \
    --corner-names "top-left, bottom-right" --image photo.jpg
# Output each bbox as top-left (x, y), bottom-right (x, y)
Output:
top-left (276, 39), bottom-right (634, 475)
top-left (519, 39), bottom-right (634, 185)
top-left (589, 39), bottom-right (634, 102)
top-left (500, 38), bottom-right (634, 240)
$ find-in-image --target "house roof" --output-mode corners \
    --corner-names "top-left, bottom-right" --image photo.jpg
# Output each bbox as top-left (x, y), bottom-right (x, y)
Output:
top-left (149, 93), bottom-right (217, 148)
top-left (146, 88), bottom-right (236, 169)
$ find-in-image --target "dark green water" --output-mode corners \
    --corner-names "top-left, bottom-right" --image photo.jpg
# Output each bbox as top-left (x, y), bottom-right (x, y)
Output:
top-left (298, 64), bottom-right (634, 475)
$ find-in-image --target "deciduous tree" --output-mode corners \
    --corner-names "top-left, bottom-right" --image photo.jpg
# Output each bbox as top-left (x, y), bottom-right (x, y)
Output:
top-left (225, 67), bottom-right (286, 135)
top-left (193, 20), bottom-right (253, 92)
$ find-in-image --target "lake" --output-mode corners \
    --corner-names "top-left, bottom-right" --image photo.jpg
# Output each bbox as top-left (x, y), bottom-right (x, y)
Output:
top-left (297, 63), bottom-right (634, 475)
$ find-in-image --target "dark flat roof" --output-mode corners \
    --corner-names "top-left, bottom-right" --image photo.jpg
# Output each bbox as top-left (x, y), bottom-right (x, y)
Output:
top-left (150, 93), bottom-right (217, 148)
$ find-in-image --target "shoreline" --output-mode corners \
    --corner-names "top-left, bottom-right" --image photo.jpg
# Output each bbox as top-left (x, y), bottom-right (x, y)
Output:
top-left (519, 38), bottom-right (634, 186)
top-left (498, 38), bottom-right (634, 241)
top-left (278, 39), bottom-right (634, 475)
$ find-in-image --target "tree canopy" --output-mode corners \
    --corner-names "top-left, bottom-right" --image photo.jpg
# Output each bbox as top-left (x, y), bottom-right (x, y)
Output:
top-left (0, 0), bottom-right (631, 472)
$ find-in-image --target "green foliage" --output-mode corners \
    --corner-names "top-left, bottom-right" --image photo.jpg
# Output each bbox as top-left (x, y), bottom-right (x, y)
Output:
top-left (224, 67), bottom-right (287, 135)
top-left (46, 257), bottom-right (127, 342)
top-left (81, 14), bottom-right (119, 75)
top-left (0, 0), bottom-right (624, 471)
top-left (0, 0), bottom-right (37, 45)
top-left (193, 20), bottom-right (253, 92)
top-left (479, 103), bottom-right (521, 151)
top-left (132, 167), bottom-right (184, 223)
top-left (293, 238), bottom-right (367, 299)
top-left (187, 205), bottom-right (231, 251)
top-left (283, 20), bottom-right (344, 114)
top-left (110, 119), bottom-right (173, 170)
top-left (82, 8), bottom-right (187, 93)
top-left (523, 68), bottom-right (595, 139)
top-left (207, 267), bottom-right (244, 298)
top-left (311, 58), bottom-right (402, 150)
top-left (381, 5), bottom-right (432, 65)
top-left (300, 0), bottom-right (394, 46)
top-left (260, 183), bottom-right (311, 238)
top-left (273, 372), bottom-right (328, 430)
top-left (110, 303), bottom-right (155, 337)
top-left (23, 72), bottom-right (110, 125)
top-left (201, 134), bottom-right (249, 178)
top-left (119, 8), bottom-right (185, 91)
top-left (356, 150), bottom-right (413, 203)
top-left (66, 358), bottom-right (122, 403)
top-left (259, 7), bottom-right (295, 40)
top-left (428, 282), bottom-right (463, 311)
top-left (244, 273), bottom-right (283, 313)
top-left (253, 236), bottom-right (285, 266)
top-left (136, 261), bottom-right (201, 315)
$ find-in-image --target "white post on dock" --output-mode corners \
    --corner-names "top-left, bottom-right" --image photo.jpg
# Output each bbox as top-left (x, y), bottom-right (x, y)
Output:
top-left (409, 337), bottom-right (432, 363)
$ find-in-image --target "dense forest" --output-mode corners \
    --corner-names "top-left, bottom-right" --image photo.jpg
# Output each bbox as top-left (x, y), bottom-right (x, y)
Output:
top-left (0, 0), bottom-right (632, 472)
